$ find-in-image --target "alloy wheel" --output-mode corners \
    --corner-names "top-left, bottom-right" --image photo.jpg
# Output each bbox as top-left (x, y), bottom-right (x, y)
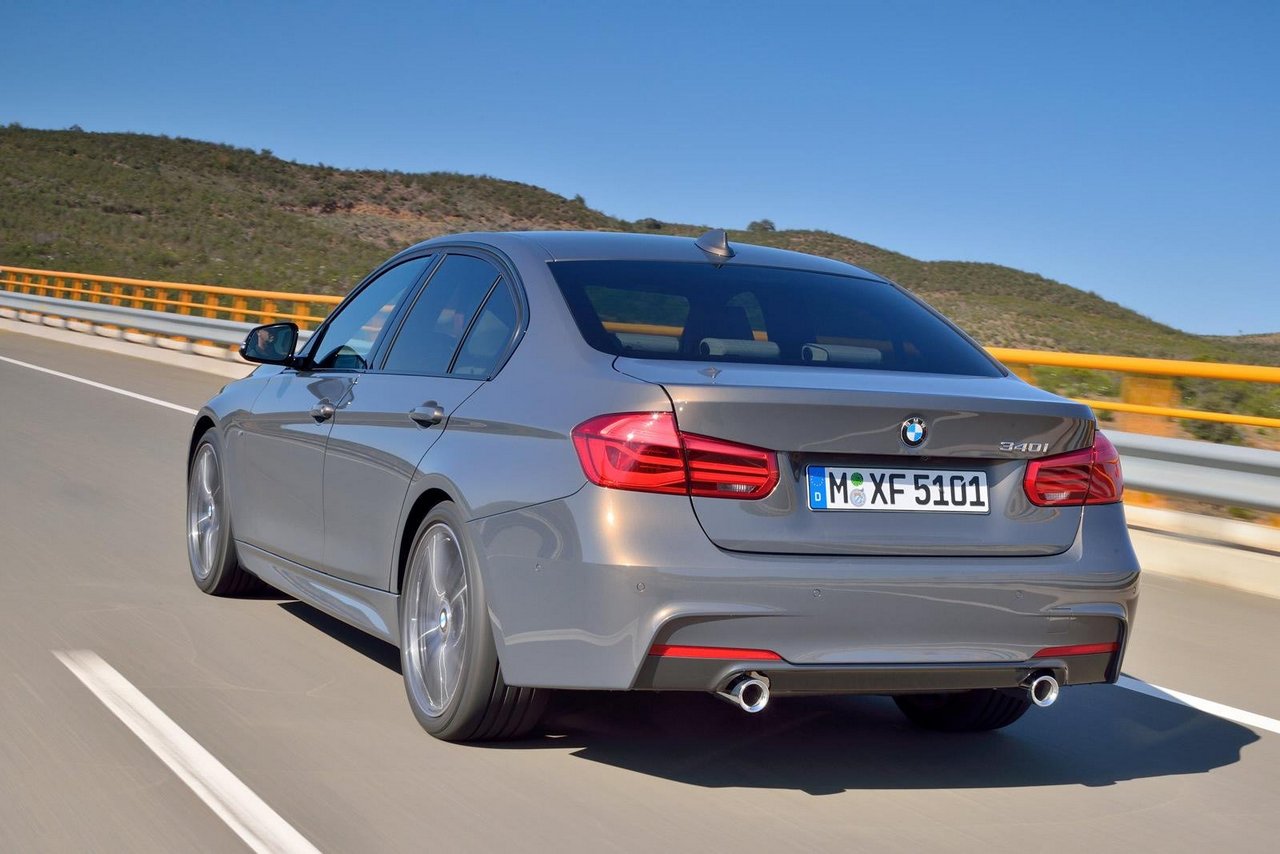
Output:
top-left (404, 522), bottom-right (469, 717)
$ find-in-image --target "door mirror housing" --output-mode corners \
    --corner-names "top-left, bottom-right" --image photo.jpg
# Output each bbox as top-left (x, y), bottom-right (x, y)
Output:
top-left (241, 322), bottom-right (300, 365)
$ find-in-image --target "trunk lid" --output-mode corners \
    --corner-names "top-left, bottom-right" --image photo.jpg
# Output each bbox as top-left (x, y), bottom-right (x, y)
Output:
top-left (615, 358), bottom-right (1095, 557)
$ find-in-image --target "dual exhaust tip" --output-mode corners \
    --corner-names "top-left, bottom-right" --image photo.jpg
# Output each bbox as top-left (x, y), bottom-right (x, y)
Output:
top-left (717, 672), bottom-right (770, 713)
top-left (715, 671), bottom-right (1059, 714)
top-left (1027, 673), bottom-right (1060, 707)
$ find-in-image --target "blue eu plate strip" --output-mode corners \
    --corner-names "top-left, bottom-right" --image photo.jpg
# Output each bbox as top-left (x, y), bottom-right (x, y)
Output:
top-left (808, 466), bottom-right (827, 509)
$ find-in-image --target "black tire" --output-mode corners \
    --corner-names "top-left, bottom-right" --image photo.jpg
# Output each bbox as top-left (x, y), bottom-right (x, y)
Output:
top-left (399, 501), bottom-right (547, 742)
top-left (186, 431), bottom-right (260, 596)
top-left (893, 689), bottom-right (1032, 732)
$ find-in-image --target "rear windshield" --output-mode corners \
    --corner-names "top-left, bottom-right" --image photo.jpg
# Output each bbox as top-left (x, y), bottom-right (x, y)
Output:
top-left (548, 260), bottom-right (1002, 377)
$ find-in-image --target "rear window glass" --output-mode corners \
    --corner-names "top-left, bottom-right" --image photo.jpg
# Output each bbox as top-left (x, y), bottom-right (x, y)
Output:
top-left (549, 261), bottom-right (1001, 377)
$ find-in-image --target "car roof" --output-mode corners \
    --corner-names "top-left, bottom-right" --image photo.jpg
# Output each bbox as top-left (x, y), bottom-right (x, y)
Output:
top-left (403, 230), bottom-right (888, 282)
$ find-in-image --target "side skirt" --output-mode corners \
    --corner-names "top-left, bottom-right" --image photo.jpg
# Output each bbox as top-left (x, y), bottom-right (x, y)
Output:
top-left (237, 542), bottom-right (401, 645)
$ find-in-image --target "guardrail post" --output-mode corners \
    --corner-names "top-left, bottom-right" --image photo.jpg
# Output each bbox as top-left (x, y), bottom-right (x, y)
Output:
top-left (1118, 376), bottom-right (1180, 508)
top-left (231, 296), bottom-right (247, 323)
top-left (1117, 376), bottom-right (1179, 436)
top-left (1006, 363), bottom-right (1035, 383)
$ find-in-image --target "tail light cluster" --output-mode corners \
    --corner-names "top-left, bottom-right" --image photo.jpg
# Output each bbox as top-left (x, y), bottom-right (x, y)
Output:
top-left (572, 412), bottom-right (778, 499)
top-left (1023, 431), bottom-right (1124, 506)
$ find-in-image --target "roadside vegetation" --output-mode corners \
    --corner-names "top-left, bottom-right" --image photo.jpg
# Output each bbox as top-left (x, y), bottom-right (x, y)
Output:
top-left (2, 125), bottom-right (1276, 439)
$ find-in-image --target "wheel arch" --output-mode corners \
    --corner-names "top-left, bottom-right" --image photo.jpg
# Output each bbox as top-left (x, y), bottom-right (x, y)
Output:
top-left (188, 414), bottom-right (217, 467)
top-left (395, 487), bottom-right (455, 595)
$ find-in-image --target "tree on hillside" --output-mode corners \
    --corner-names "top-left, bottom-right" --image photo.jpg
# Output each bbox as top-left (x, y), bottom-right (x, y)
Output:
top-left (747, 219), bottom-right (776, 232)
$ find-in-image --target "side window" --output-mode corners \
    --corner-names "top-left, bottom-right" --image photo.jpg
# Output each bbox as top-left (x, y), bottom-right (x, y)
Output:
top-left (383, 255), bottom-right (501, 375)
top-left (312, 257), bottom-right (431, 370)
top-left (452, 280), bottom-right (518, 377)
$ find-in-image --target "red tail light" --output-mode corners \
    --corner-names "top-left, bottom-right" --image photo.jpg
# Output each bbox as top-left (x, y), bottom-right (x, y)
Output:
top-left (1023, 431), bottom-right (1124, 507)
top-left (1032, 642), bottom-right (1119, 658)
top-left (572, 412), bottom-right (779, 499)
top-left (649, 644), bottom-right (782, 661)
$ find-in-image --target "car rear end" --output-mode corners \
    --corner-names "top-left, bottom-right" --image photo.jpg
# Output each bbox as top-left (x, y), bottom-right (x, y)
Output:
top-left (473, 238), bottom-right (1139, 719)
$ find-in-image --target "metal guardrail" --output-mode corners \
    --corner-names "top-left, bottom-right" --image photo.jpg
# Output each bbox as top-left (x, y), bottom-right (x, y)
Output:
top-left (2, 288), bottom-right (1277, 514)
top-left (0, 264), bottom-right (341, 329)
top-left (1109, 432), bottom-right (1280, 513)
top-left (3, 263), bottom-right (1276, 417)
top-left (1, 290), bottom-right (260, 345)
top-left (0, 291), bottom-right (313, 354)
top-left (598, 323), bottom-right (1280, 430)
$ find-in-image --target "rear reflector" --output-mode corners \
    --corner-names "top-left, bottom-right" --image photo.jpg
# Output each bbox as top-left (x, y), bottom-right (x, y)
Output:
top-left (572, 412), bottom-right (778, 499)
top-left (649, 644), bottom-right (783, 661)
top-left (1031, 642), bottom-right (1119, 659)
top-left (1023, 431), bottom-right (1124, 507)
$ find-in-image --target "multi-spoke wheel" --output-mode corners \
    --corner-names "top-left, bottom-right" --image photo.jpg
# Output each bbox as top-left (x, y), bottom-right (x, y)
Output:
top-left (404, 521), bottom-right (469, 718)
top-left (399, 501), bottom-right (547, 741)
top-left (186, 432), bottom-right (258, 595)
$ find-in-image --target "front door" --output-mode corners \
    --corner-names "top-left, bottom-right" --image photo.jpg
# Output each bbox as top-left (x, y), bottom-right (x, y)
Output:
top-left (230, 371), bottom-right (351, 569)
top-left (231, 254), bottom-right (433, 570)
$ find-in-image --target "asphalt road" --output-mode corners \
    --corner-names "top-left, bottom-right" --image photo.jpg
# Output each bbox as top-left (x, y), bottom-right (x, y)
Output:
top-left (2, 328), bottom-right (1278, 853)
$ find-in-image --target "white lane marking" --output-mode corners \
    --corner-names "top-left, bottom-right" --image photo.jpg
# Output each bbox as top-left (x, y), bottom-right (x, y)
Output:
top-left (0, 355), bottom-right (198, 415)
top-left (1118, 675), bottom-right (1280, 735)
top-left (55, 650), bottom-right (320, 854)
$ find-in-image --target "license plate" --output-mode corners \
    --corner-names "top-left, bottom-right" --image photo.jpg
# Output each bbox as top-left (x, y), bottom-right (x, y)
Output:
top-left (807, 466), bottom-right (990, 513)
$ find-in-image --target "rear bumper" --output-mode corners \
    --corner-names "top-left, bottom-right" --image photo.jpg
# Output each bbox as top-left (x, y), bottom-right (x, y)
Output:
top-left (472, 487), bottom-right (1139, 692)
top-left (634, 653), bottom-right (1116, 695)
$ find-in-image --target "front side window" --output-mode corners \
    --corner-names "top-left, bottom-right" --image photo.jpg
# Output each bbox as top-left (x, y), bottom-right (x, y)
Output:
top-left (311, 256), bottom-right (432, 370)
top-left (382, 254), bottom-right (501, 375)
top-left (550, 261), bottom-right (1002, 377)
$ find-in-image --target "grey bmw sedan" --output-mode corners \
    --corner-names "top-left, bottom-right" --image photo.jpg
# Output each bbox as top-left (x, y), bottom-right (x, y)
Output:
top-left (187, 230), bottom-right (1139, 741)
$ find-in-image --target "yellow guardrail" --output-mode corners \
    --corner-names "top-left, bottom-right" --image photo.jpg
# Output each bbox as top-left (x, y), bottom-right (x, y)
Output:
top-left (598, 324), bottom-right (1279, 430)
top-left (986, 348), bottom-right (1280, 385)
top-left (987, 348), bottom-right (1280, 431)
top-left (2, 265), bottom-right (1276, 431)
top-left (0, 264), bottom-right (342, 329)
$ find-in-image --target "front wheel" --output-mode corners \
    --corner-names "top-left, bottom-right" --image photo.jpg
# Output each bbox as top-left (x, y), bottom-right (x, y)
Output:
top-left (399, 502), bottom-right (547, 741)
top-left (187, 432), bottom-right (259, 596)
top-left (894, 689), bottom-right (1032, 732)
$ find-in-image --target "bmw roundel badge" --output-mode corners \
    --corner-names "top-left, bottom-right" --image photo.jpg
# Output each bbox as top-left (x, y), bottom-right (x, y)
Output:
top-left (901, 417), bottom-right (927, 447)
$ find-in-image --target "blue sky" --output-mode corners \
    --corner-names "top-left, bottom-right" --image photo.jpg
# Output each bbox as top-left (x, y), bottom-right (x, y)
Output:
top-left (6, 0), bottom-right (1277, 336)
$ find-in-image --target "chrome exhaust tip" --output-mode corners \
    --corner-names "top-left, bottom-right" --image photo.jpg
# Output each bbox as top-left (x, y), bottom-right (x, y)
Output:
top-left (1028, 673), bottom-right (1060, 708)
top-left (717, 672), bottom-right (770, 713)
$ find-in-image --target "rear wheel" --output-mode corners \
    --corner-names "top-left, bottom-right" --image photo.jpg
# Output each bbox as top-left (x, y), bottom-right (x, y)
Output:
top-left (187, 432), bottom-right (259, 596)
top-left (894, 689), bottom-right (1032, 732)
top-left (399, 502), bottom-right (547, 741)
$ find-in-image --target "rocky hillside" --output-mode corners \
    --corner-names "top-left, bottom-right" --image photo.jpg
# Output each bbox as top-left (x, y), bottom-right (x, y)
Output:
top-left (2, 125), bottom-right (1275, 372)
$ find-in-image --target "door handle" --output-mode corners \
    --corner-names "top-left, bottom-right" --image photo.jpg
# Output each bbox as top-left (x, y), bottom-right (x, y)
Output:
top-left (409, 402), bottom-right (446, 427)
top-left (310, 399), bottom-right (336, 422)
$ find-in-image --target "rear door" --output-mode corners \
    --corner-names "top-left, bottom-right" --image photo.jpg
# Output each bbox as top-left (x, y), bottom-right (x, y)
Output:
top-left (321, 252), bottom-right (520, 588)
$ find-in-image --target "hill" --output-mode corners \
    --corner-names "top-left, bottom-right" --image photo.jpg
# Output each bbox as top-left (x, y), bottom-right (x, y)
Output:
top-left (1, 126), bottom-right (1276, 373)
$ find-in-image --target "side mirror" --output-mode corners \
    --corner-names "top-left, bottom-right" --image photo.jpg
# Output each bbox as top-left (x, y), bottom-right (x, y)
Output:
top-left (240, 322), bottom-right (299, 365)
